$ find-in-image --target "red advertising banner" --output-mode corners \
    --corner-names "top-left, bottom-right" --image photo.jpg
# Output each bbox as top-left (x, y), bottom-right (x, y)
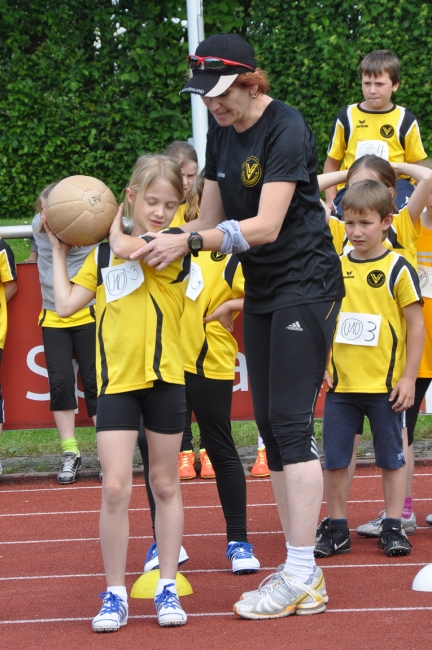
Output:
top-left (3, 264), bottom-right (327, 430)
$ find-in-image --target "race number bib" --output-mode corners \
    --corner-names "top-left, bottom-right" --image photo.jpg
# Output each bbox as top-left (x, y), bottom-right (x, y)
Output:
top-left (102, 261), bottom-right (144, 303)
top-left (186, 262), bottom-right (204, 301)
top-left (418, 265), bottom-right (432, 299)
top-left (356, 140), bottom-right (389, 161)
top-left (335, 312), bottom-right (382, 347)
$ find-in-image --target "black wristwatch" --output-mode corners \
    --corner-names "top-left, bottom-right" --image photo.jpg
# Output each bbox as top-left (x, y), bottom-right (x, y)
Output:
top-left (187, 232), bottom-right (203, 257)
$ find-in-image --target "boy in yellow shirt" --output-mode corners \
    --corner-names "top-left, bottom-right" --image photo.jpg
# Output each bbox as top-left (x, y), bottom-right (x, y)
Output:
top-left (324, 50), bottom-right (426, 215)
top-left (315, 179), bottom-right (424, 558)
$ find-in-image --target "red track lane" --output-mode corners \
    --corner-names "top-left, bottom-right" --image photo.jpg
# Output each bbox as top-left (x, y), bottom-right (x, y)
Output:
top-left (1, 466), bottom-right (432, 649)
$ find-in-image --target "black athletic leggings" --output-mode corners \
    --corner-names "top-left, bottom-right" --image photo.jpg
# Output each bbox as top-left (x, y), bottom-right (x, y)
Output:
top-left (243, 301), bottom-right (340, 471)
top-left (406, 377), bottom-right (432, 446)
top-left (138, 371), bottom-right (248, 543)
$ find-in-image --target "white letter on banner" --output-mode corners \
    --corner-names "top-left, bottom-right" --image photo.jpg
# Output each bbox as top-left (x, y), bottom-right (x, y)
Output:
top-left (26, 345), bottom-right (50, 401)
top-left (233, 352), bottom-right (248, 392)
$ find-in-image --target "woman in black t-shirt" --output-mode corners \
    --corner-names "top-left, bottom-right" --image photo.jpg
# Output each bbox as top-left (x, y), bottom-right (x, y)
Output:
top-left (110, 32), bottom-right (344, 621)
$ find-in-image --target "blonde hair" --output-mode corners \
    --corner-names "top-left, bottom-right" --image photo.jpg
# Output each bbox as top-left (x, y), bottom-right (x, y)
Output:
top-left (126, 154), bottom-right (183, 219)
top-left (35, 182), bottom-right (59, 232)
top-left (342, 179), bottom-right (394, 221)
top-left (163, 141), bottom-right (199, 222)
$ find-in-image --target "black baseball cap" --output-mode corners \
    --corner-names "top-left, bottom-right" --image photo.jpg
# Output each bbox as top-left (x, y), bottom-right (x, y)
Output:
top-left (180, 33), bottom-right (257, 97)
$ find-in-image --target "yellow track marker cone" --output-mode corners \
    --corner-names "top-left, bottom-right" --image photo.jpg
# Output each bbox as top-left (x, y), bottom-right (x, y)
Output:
top-left (130, 569), bottom-right (193, 599)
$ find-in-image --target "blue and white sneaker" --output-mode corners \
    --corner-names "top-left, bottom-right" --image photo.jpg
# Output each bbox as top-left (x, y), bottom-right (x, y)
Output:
top-left (144, 541), bottom-right (189, 573)
top-left (154, 584), bottom-right (187, 627)
top-left (92, 591), bottom-right (128, 632)
top-left (226, 541), bottom-right (260, 575)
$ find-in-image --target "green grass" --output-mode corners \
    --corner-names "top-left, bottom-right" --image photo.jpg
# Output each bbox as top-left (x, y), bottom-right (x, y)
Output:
top-left (0, 217), bottom-right (34, 263)
top-left (2, 416), bottom-right (432, 460)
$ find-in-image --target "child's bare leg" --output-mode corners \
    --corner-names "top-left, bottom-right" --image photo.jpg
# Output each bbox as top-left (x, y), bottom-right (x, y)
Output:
top-left (98, 429), bottom-right (138, 585)
top-left (324, 467), bottom-right (350, 520)
top-left (382, 466), bottom-right (407, 519)
top-left (147, 429), bottom-right (183, 579)
top-left (347, 434), bottom-right (361, 486)
top-left (53, 409), bottom-right (75, 439)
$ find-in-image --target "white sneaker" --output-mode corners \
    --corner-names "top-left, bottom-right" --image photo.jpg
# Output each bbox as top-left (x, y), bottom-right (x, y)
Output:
top-left (92, 591), bottom-right (128, 632)
top-left (357, 510), bottom-right (417, 537)
top-left (233, 566), bottom-right (327, 619)
top-left (154, 585), bottom-right (187, 627)
top-left (226, 541), bottom-right (260, 574)
top-left (144, 541), bottom-right (189, 572)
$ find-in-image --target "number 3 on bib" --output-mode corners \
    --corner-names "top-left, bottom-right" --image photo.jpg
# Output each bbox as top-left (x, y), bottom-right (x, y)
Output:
top-left (335, 312), bottom-right (382, 347)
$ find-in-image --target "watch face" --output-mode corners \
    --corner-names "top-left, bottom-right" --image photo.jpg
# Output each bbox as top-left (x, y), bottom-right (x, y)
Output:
top-left (189, 233), bottom-right (203, 251)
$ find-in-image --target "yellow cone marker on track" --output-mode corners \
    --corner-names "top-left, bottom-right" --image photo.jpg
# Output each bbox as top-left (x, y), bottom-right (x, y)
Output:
top-left (130, 570), bottom-right (193, 599)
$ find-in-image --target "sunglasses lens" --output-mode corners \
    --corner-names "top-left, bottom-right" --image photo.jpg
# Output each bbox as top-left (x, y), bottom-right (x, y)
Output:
top-left (188, 56), bottom-right (227, 71)
top-left (188, 56), bottom-right (199, 70)
top-left (203, 58), bottom-right (226, 70)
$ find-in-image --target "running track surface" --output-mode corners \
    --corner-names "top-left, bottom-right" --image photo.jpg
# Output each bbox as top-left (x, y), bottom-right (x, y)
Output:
top-left (1, 465), bottom-right (432, 650)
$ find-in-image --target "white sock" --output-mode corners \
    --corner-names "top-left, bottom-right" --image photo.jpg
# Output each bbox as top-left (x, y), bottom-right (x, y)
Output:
top-left (284, 544), bottom-right (316, 583)
top-left (155, 578), bottom-right (177, 598)
top-left (258, 435), bottom-right (264, 448)
top-left (107, 585), bottom-right (128, 603)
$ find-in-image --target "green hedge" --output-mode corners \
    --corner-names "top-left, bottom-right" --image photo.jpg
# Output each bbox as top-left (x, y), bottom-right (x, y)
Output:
top-left (1, 0), bottom-right (430, 218)
top-left (249, 0), bottom-right (432, 164)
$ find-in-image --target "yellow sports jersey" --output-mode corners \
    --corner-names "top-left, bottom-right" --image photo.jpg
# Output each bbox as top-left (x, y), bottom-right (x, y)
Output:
top-left (72, 242), bottom-right (190, 395)
top-left (181, 252), bottom-right (244, 379)
top-left (328, 250), bottom-right (421, 393)
top-left (327, 103), bottom-right (426, 188)
top-left (416, 223), bottom-right (432, 377)
top-left (329, 206), bottom-right (421, 269)
top-left (0, 238), bottom-right (17, 349)
top-left (38, 306), bottom-right (95, 328)
top-left (169, 203), bottom-right (187, 228)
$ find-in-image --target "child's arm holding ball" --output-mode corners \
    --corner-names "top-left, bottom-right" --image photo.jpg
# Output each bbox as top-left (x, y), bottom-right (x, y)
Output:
top-left (42, 212), bottom-right (95, 318)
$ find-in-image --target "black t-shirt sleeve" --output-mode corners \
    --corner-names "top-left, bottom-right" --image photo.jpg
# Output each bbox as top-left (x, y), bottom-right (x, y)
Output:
top-left (262, 109), bottom-right (310, 185)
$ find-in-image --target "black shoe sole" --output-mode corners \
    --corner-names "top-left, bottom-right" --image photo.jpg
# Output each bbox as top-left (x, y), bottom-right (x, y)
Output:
top-left (384, 547), bottom-right (412, 556)
top-left (314, 547), bottom-right (350, 558)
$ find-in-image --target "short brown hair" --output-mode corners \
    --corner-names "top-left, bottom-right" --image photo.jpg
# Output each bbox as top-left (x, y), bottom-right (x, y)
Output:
top-left (360, 50), bottom-right (400, 85)
top-left (230, 68), bottom-right (270, 96)
top-left (347, 154), bottom-right (397, 191)
top-left (342, 179), bottom-right (394, 221)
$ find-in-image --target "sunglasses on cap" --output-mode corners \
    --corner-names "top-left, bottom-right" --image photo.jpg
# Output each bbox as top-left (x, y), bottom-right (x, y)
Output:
top-left (187, 54), bottom-right (254, 71)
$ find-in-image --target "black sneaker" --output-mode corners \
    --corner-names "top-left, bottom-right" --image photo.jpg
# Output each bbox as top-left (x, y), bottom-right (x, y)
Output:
top-left (378, 525), bottom-right (412, 557)
top-left (315, 517), bottom-right (330, 543)
top-left (314, 519), bottom-right (351, 558)
top-left (58, 452), bottom-right (82, 484)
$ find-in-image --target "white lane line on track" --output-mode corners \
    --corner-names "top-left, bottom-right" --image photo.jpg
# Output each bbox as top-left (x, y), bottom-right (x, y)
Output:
top-left (2, 525), bottom-right (431, 545)
top-left (3, 498), bottom-right (432, 518)
top-left (2, 472), bottom-right (432, 495)
top-left (3, 606), bottom-right (432, 624)
top-left (0, 530), bottom-right (285, 545)
top-left (0, 562), bottom-right (428, 582)
top-left (0, 503), bottom-right (277, 517)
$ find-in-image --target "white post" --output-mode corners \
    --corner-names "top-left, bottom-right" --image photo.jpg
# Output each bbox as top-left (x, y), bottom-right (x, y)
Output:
top-left (186, 0), bottom-right (208, 171)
